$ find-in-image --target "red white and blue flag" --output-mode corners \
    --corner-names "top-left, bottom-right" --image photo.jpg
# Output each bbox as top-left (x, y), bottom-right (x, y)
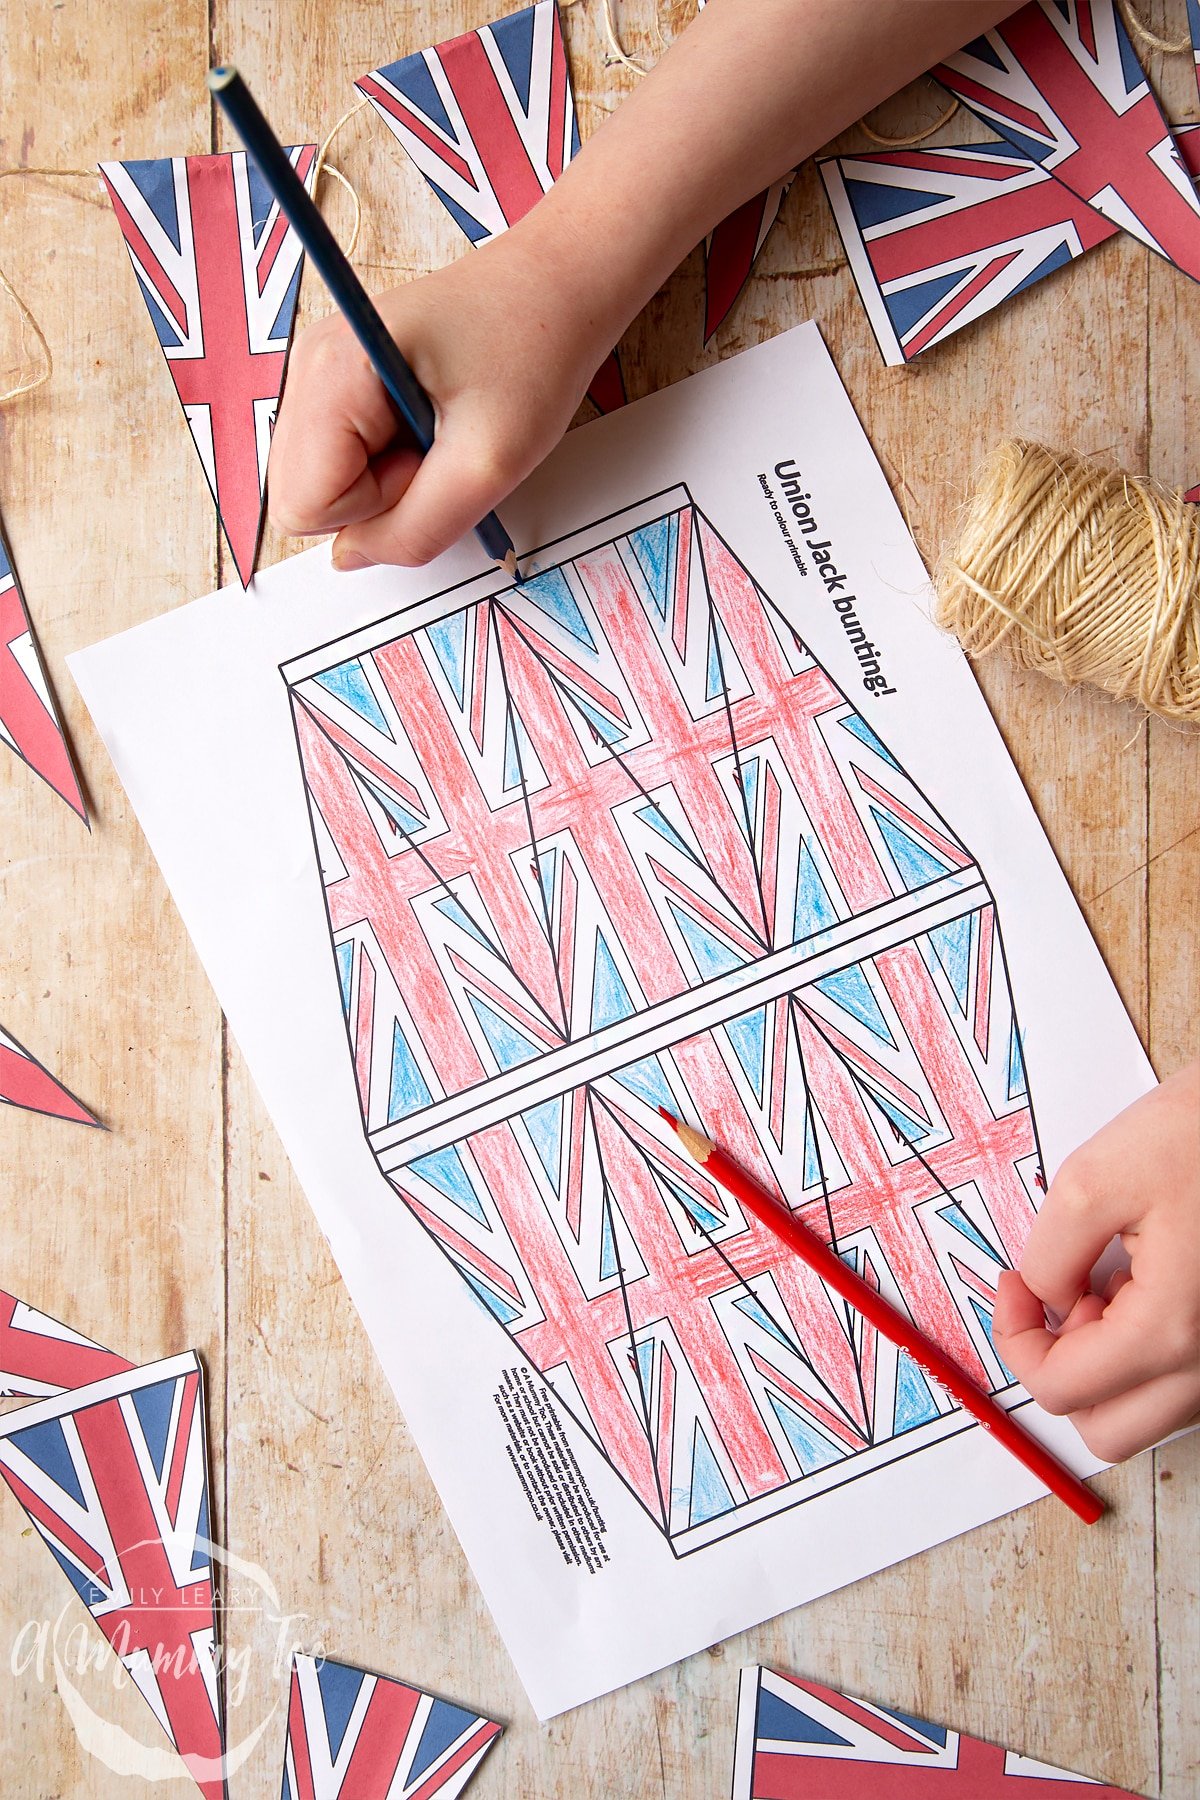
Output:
top-left (281, 1652), bottom-right (501, 1799)
top-left (0, 1354), bottom-right (227, 1800)
top-left (0, 523), bottom-right (87, 821)
top-left (0, 1020), bottom-right (98, 1127)
top-left (733, 1668), bottom-right (1142, 1798)
top-left (934, 0), bottom-right (1200, 283)
top-left (821, 124), bottom-right (1200, 364)
top-left (704, 176), bottom-right (795, 344)
top-left (357, 2), bottom-right (625, 412)
top-left (1189, 0), bottom-right (1200, 101)
top-left (0, 1290), bottom-right (129, 1398)
top-left (100, 147), bottom-right (317, 588)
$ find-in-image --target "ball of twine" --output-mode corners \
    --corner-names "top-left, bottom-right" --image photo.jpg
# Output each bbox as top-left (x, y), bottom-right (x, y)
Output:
top-left (935, 440), bottom-right (1200, 723)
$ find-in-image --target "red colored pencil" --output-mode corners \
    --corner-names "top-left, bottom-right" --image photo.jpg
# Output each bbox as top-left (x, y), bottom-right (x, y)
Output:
top-left (659, 1109), bottom-right (1103, 1526)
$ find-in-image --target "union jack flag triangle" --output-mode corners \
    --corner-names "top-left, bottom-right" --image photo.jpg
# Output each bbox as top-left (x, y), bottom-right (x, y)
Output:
top-left (281, 1652), bottom-right (502, 1799)
top-left (0, 522), bottom-right (87, 821)
top-left (1190, 0), bottom-right (1200, 101)
top-left (0, 1021), bottom-right (99, 1127)
top-left (704, 175), bottom-right (795, 343)
top-left (821, 123), bottom-right (1200, 364)
top-left (0, 1291), bottom-right (130, 1398)
top-left (357, 1), bottom-right (625, 413)
top-left (100, 147), bottom-right (317, 588)
top-left (934, 0), bottom-right (1200, 283)
top-left (1186, 483), bottom-right (1199, 502)
top-left (733, 1668), bottom-right (1142, 1798)
top-left (0, 1353), bottom-right (227, 1799)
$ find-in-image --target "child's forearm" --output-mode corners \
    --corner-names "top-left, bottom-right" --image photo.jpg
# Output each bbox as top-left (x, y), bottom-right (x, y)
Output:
top-left (514, 0), bottom-right (1021, 356)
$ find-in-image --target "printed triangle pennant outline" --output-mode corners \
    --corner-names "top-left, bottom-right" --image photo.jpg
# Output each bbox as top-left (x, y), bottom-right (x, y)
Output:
top-left (0, 520), bottom-right (88, 822)
top-left (0, 1290), bottom-right (131, 1398)
top-left (356, 0), bottom-right (626, 414)
top-left (933, 0), bottom-right (1200, 284)
top-left (0, 1353), bottom-right (228, 1800)
top-left (281, 1651), bottom-right (502, 1799)
top-left (0, 1020), bottom-right (100, 1127)
top-left (821, 122), bottom-right (1200, 363)
top-left (100, 145), bottom-right (318, 588)
top-left (732, 1666), bottom-right (1144, 1798)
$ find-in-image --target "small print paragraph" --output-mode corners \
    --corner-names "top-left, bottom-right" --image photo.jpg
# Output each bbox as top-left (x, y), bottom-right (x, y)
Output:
top-left (494, 1366), bottom-right (611, 1573)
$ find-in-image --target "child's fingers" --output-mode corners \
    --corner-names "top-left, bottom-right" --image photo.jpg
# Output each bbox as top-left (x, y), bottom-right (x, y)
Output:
top-left (1069, 1369), bottom-right (1200, 1465)
top-left (269, 318), bottom-right (402, 535)
top-left (331, 412), bottom-right (523, 569)
top-left (992, 1275), bottom-right (1171, 1414)
top-left (1016, 1150), bottom-right (1141, 1317)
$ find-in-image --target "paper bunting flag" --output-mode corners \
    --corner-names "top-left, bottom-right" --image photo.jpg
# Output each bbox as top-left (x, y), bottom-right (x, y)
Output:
top-left (1186, 483), bottom-right (1199, 502)
top-left (0, 1354), bottom-right (226, 1800)
top-left (0, 523), bottom-right (87, 821)
top-left (704, 175), bottom-right (796, 343)
top-left (934, 0), bottom-right (1200, 284)
top-left (0, 1290), bottom-right (130, 1398)
top-left (281, 1653), bottom-right (501, 1799)
top-left (732, 1668), bottom-right (1143, 1798)
top-left (357, 0), bottom-right (626, 413)
top-left (0, 1021), bottom-right (99, 1127)
top-left (821, 123), bottom-right (1200, 364)
top-left (1190, 0), bottom-right (1200, 100)
top-left (100, 147), bottom-right (317, 588)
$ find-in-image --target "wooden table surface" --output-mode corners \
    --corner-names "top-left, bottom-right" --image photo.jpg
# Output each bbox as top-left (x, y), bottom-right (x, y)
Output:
top-left (1, 2), bottom-right (1197, 1794)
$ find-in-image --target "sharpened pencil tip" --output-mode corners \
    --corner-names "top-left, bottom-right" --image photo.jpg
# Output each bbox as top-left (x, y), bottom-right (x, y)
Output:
top-left (658, 1106), bottom-right (680, 1128)
top-left (500, 548), bottom-right (523, 582)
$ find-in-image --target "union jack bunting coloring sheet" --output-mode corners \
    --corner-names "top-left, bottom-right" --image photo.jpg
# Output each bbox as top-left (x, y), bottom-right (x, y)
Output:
top-left (0, 521), bottom-right (88, 821)
top-left (71, 324), bottom-right (1154, 1716)
top-left (281, 1653), bottom-right (501, 1799)
top-left (731, 1667), bottom-right (1142, 1798)
top-left (820, 125), bottom-right (1200, 364)
top-left (100, 146), bottom-right (318, 589)
top-left (0, 1353), bottom-right (227, 1799)
top-left (705, 177), bottom-right (796, 344)
top-left (357, 2), bottom-right (625, 414)
top-left (0, 1020), bottom-right (99, 1127)
top-left (934, 0), bottom-right (1200, 283)
top-left (0, 1290), bottom-right (129, 1398)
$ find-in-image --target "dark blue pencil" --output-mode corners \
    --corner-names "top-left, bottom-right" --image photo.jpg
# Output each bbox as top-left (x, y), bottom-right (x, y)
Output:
top-left (207, 64), bottom-right (521, 579)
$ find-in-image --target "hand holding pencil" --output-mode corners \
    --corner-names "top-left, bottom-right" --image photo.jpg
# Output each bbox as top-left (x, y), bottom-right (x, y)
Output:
top-left (660, 1108), bottom-right (1105, 1526)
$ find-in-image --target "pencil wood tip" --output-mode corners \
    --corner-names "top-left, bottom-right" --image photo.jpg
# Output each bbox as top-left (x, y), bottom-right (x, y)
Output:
top-left (207, 64), bottom-right (238, 92)
top-left (661, 1112), bottom-right (713, 1164)
top-left (500, 548), bottom-right (523, 582)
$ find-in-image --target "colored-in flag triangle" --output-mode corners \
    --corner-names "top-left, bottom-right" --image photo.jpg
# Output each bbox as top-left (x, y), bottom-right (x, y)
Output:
top-left (0, 1354), bottom-right (228, 1800)
top-left (0, 522), bottom-right (87, 821)
top-left (704, 175), bottom-right (795, 342)
top-left (934, 0), bottom-right (1200, 285)
top-left (357, 0), bottom-right (626, 412)
top-left (100, 146), bottom-right (317, 587)
top-left (0, 1291), bottom-right (131, 1398)
top-left (0, 1021), bottom-right (99, 1127)
top-left (281, 1651), bottom-right (501, 1799)
top-left (734, 1667), bottom-right (1143, 1798)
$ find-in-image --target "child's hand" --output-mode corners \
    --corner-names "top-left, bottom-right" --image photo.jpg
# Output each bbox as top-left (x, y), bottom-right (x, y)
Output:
top-left (269, 222), bottom-right (613, 569)
top-left (994, 1062), bottom-right (1200, 1463)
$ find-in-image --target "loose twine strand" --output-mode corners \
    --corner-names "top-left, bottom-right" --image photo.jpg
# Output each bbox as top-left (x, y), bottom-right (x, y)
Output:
top-left (935, 441), bottom-right (1200, 724)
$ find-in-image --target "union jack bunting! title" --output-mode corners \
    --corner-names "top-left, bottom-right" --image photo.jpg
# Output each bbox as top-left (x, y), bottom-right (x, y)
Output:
top-left (0, 1289), bottom-right (130, 1398)
top-left (281, 1653), bottom-right (502, 1800)
top-left (821, 125), bottom-right (1200, 364)
top-left (0, 1354), bottom-right (227, 1800)
top-left (100, 147), bottom-right (317, 588)
top-left (934, 0), bottom-right (1200, 283)
top-left (732, 1667), bottom-right (1142, 1798)
top-left (357, 1), bottom-right (626, 414)
top-left (285, 486), bottom-right (1043, 1553)
top-left (0, 523), bottom-right (88, 821)
top-left (0, 1020), bottom-right (98, 1127)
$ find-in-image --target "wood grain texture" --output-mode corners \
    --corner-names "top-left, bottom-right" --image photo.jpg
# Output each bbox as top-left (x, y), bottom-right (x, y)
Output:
top-left (0, 0), bottom-right (1196, 1794)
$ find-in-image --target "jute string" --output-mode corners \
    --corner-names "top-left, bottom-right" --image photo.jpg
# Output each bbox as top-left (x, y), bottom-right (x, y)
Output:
top-left (935, 441), bottom-right (1200, 724)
